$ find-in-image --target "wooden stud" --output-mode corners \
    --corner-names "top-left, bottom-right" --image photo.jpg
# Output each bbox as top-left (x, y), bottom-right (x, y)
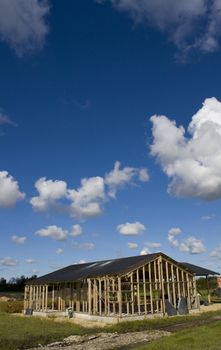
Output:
top-left (159, 257), bottom-right (165, 315)
top-left (171, 264), bottom-right (176, 308)
top-left (136, 269), bottom-right (141, 315)
top-left (165, 261), bottom-right (171, 303)
top-left (154, 260), bottom-right (159, 313)
top-left (88, 279), bottom-right (92, 314)
top-left (118, 277), bottom-right (122, 317)
top-left (99, 278), bottom-right (102, 315)
top-left (143, 265), bottom-right (147, 314)
top-left (130, 273), bottom-right (134, 315)
top-left (148, 263), bottom-right (153, 314)
top-left (176, 267), bottom-right (181, 300)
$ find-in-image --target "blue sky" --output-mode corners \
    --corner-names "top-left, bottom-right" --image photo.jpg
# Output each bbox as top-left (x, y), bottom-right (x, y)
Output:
top-left (1, 0), bottom-right (221, 280)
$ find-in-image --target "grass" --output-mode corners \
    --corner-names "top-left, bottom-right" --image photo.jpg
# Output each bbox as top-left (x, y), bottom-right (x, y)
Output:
top-left (0, 310), bottom-right (221, 350)
top-left (131, 321), bottom-right (221, 350)
top-left (0, 313), bottom-right (98, 350)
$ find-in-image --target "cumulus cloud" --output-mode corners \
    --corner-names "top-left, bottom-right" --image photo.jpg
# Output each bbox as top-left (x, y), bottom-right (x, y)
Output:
top-left (36, 225), bottom-right (68, 241)
top-left (105, 161), bottom-right (149, 198)
top-left (128, 242), bottom-right (138, 249)
top-left (25, 258), bottom-right (35, 264)
top-left (150, 97), bottom-right (221, 200)
top-left (0, 256), bottom-right (18, 266)
top-left (0, 112), bottom-right (17, 127)
top-left (31, 161), bottom-right (148, 219)
top-left (0, 171), bottom-right (25, 207)
top-left (168, 227), bottom-right (182, 248)
top-left (79, 242), bottom-right (95, 250)
top-left (69, 224), bottom-right (82, 237)
top-left (56, 248), bottom-right (63, 254)
top-left (11, 235), bottom-right (26, 245)
top-left (99, 0), bottom-right (221, 57)
top-left (210, 244), bottom-right (221, 258)
top-left (179, 236), bottom-right (206, 254)
top-left (30, 177), bottom-right (68, 212)
top-left (168, 227), bottom-right (205, 254)
top-left (117, 221), bottom-right (146, 235)
top-left (0, 0), bottom-right (50, 56)
top-left (68, 176), bottom-right (105, 219)
top-left (140, 241), bottom-right (161, 255)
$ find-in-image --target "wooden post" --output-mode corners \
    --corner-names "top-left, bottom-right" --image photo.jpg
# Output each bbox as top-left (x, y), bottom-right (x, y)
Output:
top-left (154, 260), bottom-right (159, 312)
top-left (88, 279), bottom-right (92, 314)
top-left (171, 264), bottom-right (176, 308)
top-left (148, 263), bottom-right (153, 314)
top-left (143, 265), bottom-right (147, 314)
top-left (24, 285), bottom-right (27, 310)
top-left (159, 257), bottom-right (165, 315)
top-left (186, 273), bottom-right (191, 310)
top-left (130, 273), bottom-right (134, 315)
top-left (118, 277), bottom-right (122, 317)
top-left (136, 269), bottom-right (141, 315)
top-left (52, 285), bottom-right (55, 310)
top-left (99, 278), bottom-right (102, 315)
top-left (45, 285), bottom-right (48, 311)
top-left (176, 267), bottom-right (181, 300)
top-left (104, 279), bottom-right (107, 315)
top-left (165, 261), bottom-right (171, 303)
top-left (107, 278), bottom-right (110, 315)
top-left (181, 270), bottom-right (185, 297)
top-left (112, 279), bottom-right (116, 315)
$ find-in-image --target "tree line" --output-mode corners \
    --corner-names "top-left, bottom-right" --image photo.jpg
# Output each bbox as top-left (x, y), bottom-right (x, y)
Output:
top-left (0, 275), bottom-right (37, 292)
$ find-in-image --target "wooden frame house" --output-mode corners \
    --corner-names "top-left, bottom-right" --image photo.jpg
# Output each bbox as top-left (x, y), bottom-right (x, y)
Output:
top-left (24, 253), bottom-right (219, 321)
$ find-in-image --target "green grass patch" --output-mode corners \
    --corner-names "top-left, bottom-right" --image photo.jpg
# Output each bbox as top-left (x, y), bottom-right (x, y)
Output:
top-left (0, 313), bottom-right (98, 350)
top-left (131, 321), bottom-right (221, 350)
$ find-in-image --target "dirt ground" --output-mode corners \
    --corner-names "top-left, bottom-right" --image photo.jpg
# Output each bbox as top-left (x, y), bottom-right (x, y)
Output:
top-left (28, 304), bottom-right (221, 350)
top-left (28, 330), bottom-right (170, 350)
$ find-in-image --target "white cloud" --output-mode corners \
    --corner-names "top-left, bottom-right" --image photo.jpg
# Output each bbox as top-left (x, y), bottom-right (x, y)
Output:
top-left (78, 259), bottom-right (86, 264)
top-left (56, 248), bottom-right (63, 255)
top-left (31, 161), bottom-right (148, 219)
top-left (105, 161), bottom-right (149, 198)
top-left (209, 244), bottom-right (221, 258)
top-left (25, 258), bottom-right (35, 264)
top-left (69, 224), bottom-right (82, 237)
top-left (0, 256), bottom-right (18, 266)
top-left (128, 242), bottom-right (138, 249)
top-left (11, 235), bottom-right (26, 245)
top-left (151, 97), bottom-right (221, 200)
top-left (79, 242), bottom-right (95, 250)
top-left (168, 227), bottom-right (182, 248)
top-left (68, 176), bottom-right (105, 219)
top-left (30, 177), bottom-right (67, 212)
top-left (140, 241), bottom-right (161, 255)
top-left (0, 171), bottom-right (25, 207)
top-left (138, 168), bottom-right (150, 182)
top-left (168, 227), bottom-right (205, 254)
top-left (117, 221), bottom-right (146, 235)
top-left (140, 247), bottom-right (151, 255)
top-left (36, 225), bottom-right (68, 241)
top-left (179, 236), bottom-right (206, 254)
top-left (0, 112), bottom-right (17, 127)
top-left (100, 0), bottom-right (221, 57)
top-left (0, 0), bottom-right (50, 56)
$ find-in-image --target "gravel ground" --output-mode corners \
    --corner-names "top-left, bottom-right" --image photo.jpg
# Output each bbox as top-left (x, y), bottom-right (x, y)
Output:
top-left (28, 330), bottom-right (170, 350)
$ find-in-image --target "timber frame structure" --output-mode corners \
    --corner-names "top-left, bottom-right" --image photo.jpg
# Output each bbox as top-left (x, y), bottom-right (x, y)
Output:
top-left (24, 253), bottom-right (218, 320)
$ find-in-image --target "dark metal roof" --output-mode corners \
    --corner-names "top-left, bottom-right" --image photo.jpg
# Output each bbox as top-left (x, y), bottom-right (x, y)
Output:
top-left (181, 262), bottom-right (220, 276)
top-left (28, 253), bottom-right (161, 285)
top-left (28, 253), bottom-right (196, 285)
top-left (28, 253), bottom-right (219, 285)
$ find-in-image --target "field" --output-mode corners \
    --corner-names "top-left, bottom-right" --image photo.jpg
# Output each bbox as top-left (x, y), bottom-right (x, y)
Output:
top-left (1, 310), bottom-right (221, 350)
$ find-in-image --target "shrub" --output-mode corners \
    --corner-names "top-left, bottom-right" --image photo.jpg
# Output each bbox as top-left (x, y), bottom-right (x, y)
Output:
top-left (0, 300), bottom-right (23, 313)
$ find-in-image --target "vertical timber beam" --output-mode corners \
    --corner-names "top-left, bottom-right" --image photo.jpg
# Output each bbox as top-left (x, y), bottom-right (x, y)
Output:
top-left (143, 265), bottom-right (147, 314)
top-left (148, 263), bottom-right (153, 314)
top-left (137, 269), bottom-right (141, 315)
top-left (118, 276), bottom-right (122, 317)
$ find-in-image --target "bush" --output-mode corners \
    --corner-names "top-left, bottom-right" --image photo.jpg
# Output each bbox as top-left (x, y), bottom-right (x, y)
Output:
top-left (0, 300), bottom-right (23, 313)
